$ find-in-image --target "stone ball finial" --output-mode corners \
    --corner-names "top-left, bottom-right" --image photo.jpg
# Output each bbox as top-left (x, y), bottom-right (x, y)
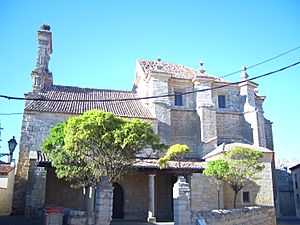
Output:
top-left (156, 56), bottom-right (163, 70)
top-left (40, 24), bottom-right (51, 31)
top-left (199, 60), bottom-right (206, 74)
top-left (241, 65), bottom-right (249, 80)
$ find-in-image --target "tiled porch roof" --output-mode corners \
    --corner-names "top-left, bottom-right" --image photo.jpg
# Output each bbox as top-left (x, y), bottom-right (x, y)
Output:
top-left (25, 85), bottom-right (154, 119)
top-left (203, 142), bottom-right (274, 159)
top-left (36, 151), bottom-right (205, 171)
top-left (134, 158), bottom-right (205, 170)
top-left (0, 163), bottom-right (14, 174)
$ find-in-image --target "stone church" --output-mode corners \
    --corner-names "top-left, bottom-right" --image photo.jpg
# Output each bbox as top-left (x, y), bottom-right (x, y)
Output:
top-left (12, 25), bottom-right (276, 222)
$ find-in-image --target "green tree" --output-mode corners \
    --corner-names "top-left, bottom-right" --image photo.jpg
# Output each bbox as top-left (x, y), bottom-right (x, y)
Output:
top-left (203, 146), bottom-right (265, 208)
top-left (158, 144), bottom-right (191, 174)
top-left (42, 110), bottom-right (163, 215)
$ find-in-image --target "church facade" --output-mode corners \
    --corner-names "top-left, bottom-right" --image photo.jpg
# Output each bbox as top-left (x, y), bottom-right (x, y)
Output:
top-left (12, 25), bottom-right (275, 222)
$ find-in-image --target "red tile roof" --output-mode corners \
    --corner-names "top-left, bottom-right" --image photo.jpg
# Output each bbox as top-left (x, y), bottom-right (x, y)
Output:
top-left (138, 59), bottom-right (227, 82)
top-left (133, 158), bottom-right (205, 170)
top-left (25, 85), bottom-right (154, 119)
top-left (0, 163), bottom-right (14, 174)
top-left (203, 143), bottom-right (274, 159)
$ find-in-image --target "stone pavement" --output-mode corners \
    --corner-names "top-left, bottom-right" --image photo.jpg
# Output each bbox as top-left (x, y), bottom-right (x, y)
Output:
top-left (0, 216), bottom-right (174, 225)
top-left (277, 217), bottom-right (300, 225)
top-left (1, 215), bottom-right (299, 225)
top-left (0, 215), bottom-right (43, 225)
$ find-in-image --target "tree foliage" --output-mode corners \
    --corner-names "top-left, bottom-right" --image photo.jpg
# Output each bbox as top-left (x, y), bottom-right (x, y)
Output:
top-left (42, 110), bottom-right (163, 188)
top-left (158, 144), bottom-right (191, 169)
top-left (203, 146), bottom-right (265, 208)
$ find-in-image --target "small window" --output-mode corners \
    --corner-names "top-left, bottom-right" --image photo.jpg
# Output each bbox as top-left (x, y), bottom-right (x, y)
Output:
top-left (295, 174), bottom-right (298, 189)
top-left (174, 92), bottom-right (183, 106)
top-left (218, 95), bottom-right (226, 108)
top-left (296, 194), bottom-right (300, 205)
top-left (242, 191), bottom-right (251, 203)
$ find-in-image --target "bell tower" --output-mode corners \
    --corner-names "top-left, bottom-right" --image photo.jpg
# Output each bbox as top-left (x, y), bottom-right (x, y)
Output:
top-left (31, 24), bottom-right (53, 92)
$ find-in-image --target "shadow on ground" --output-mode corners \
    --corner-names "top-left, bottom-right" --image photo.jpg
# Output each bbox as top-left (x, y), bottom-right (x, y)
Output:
top-left (1, 215), bottom-right (299, 225)
top-left (277, 217), bottom-right (300, 225)
top-left (0, 216), bottom-right (173, 225)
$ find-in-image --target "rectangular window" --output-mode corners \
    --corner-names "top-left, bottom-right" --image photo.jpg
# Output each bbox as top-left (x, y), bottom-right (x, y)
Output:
top-left (242, 191), bottom-right (251, 203)
top-left (218, 95), bottom-right (226, 108)
top-left (295, 174), bottom-right (298, 189)
top-left (297, 194), bottom-right (300, 205)
top-left (174, 92), bottom-right (183, 106)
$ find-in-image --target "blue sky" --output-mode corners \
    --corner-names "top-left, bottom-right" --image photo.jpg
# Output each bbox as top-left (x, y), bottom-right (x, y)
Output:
top-left (0, 1), bottom-right (299, 164)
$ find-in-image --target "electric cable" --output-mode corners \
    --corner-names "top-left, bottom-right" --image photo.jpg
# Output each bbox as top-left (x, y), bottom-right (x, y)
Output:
top-left (219, 45), bottom-right (300, 79)
top-left (0, 61), bottom-right (299, 103)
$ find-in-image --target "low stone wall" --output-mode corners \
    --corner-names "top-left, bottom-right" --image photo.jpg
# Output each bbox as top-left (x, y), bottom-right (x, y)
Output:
top-left (191, 206), bottom-right (276, 225)
top-left (65, 210), bottom-right (88, 225)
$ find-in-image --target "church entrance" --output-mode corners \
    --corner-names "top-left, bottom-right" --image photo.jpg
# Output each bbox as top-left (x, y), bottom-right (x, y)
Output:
top-left (112, 183), bottom-right (124, 219)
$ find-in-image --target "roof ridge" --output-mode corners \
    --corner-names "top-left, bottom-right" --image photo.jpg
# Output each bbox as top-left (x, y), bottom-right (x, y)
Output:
top-left (47, 84), bottom-right (133, 93)
top-left (138, 59), bottom-right (226, 82)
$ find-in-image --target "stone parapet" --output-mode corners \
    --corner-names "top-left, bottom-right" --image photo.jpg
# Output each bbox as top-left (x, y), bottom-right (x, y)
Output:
top-left (191, 206), bottom-right (276, 225)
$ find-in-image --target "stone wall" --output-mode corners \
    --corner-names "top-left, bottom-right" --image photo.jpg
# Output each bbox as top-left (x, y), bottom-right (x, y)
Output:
top-left (190, 173), bottom-right (224, 211)
top-left (191, 206), bottom-right (276, 225)
top-left (45, 167), bottom-right (84, 210)
top-left (0, 168), bottom-right (15, 215)
top-left (171, 109), bottom-right (201, 158)
top-left (223, 155), bottom-right (275, 209)
top-left (13, 111), bottom-right (70, 214)
top-left (216, 112), bottom-right (244, 144)
top-left (25, 158), bottom-right (47, 218)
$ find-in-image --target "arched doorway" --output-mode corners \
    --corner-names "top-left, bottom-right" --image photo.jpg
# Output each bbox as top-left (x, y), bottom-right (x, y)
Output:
top-left (112, 183), bottom-right (124, 219)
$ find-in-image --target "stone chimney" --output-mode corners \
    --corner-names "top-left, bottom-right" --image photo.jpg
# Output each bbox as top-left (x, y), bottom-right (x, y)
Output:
top-left (31, 24), bottom-right (53, 92)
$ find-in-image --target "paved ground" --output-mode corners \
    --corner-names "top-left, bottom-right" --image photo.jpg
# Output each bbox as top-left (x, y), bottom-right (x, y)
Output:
top-left (277, 217), bottom-right (300, 225)
top-left (0, 215), bottom-right (43, 225)
top-left (0, 216), bottom-right (173, 225)
top-left (0, 215), bottom-right (299, 225)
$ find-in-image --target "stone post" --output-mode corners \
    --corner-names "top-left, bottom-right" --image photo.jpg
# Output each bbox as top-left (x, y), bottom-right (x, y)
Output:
top-left (147, 174), bottom-right (156, 223)
top-left (173, 176), bottom-right (191, 225)
top-left (95, 177), bottom-right (114, 225)
top-left (25, 151), bottom-right (47, 218)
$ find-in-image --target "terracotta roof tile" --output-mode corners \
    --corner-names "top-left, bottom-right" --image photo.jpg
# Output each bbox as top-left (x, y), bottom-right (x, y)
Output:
top-left (25, 85), bottom-right (154, 119)
top-left (203, 143), bottom-right (273, 159)
top-left (0, 163), bottom-right (14, 174)
top-left (36, 151), bottom-right (205, 170)
top-left (138, 59), bottom-right (227, 82)
top-left (133, 158), bottom-right (205, 170)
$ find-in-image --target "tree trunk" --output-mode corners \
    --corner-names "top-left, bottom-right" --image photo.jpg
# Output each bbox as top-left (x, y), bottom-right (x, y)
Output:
top-left (233, 190), bottom-right (238, 208)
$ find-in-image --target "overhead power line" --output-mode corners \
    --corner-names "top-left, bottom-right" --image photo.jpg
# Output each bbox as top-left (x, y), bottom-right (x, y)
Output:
top-left (219, 45), bottom-right (300, 79)
top-left (0, 113), bottom-right (23, 116)
top-left (0, 61), bottom-right (299, 104)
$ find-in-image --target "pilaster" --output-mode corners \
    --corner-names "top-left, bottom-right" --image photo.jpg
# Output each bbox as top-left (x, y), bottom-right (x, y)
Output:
top-left (193, 76), bottom-right (217, 155)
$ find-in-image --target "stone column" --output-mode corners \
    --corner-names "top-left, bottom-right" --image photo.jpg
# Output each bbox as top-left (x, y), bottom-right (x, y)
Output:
top-left (147, 174), bottom-right (156, 223)
top-left (95, 176), bottom-right (114, 225)
top-left (173, 176), bottom-right (191, 225)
